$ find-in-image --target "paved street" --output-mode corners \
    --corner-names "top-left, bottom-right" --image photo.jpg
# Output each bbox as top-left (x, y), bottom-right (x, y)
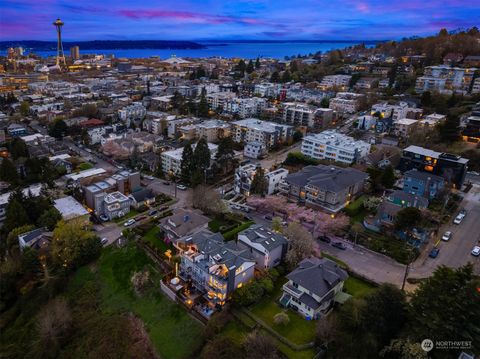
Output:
top-left (147, 179), bottom-right (191, 209)
top-left (251, 142), bottom-right (302, 170)
top-left (94, 223), bottom-right (123, 246)
top-left (65, 140), bottom-right (118, 172)
top-left (410, 184), bottom-right (480, 278)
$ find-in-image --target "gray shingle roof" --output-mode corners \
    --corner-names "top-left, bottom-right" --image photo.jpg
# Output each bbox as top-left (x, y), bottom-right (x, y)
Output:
top-left (285, 165), bottom-right (368, 192)
top-left (239, 224), bottom-right (288, 251)
top-left (286, 257), bottom-right (348, 298)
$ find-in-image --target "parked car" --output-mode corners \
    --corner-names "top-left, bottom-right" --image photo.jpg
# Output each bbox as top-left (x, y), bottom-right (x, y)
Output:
top-left (264, 215), bottom-right (273, 221)
top-left (318, 234), bottom-right (331, 243)
top-left (99, 214), bottom-right (109, 222)
top-left (332, 241), bottom-right (346, 250)
top-left (453, 210), bottom-right (466, 224)
top-left (429, 247), bottom-right (440, 258)
top-left (135, 215), bottom-right (147, 221)
top-left (148, 210), bottom-right (158, 216)
top-left (441, 231), bottom-right (452, 241)
top-left (101, 238), bottom-right (108, 246)
top-left (123, 218), bottom-right (136, 227)
top-left (471, 246), bottom-right (480, 257)
top-left (176, 184), bottom-right (187, 190)
top-left (163, 181), bottom-right (170, 185)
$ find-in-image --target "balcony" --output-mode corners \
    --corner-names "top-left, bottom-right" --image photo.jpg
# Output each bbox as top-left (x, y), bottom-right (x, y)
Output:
top-left (282, 283), bottom-right (303, 298)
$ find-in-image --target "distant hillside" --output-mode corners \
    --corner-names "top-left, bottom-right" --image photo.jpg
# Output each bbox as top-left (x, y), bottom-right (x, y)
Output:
top-left (375, 27), bottom-right (480, 63)
top-left (0, 40), bottom-right (205, 51)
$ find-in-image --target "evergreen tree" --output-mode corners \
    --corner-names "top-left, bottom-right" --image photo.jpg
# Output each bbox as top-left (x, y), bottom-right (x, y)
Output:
top-left (381, 166), bottom-right (395, 189)
top-left (281, 70), bottom-right (291, 83)
top-left (180, 143), bottom-right (194, 184)
top-left (19, 101), bottom-right (30, 116)
top-left (37, 207), bottom-right (62, 230)
top-left (255, 57), bottom-right (260, 69)
top-left (438, 114), bottom-right (460, 143)
top-left (420, 91), bottom-right (432, 107)
top-left (215, 136), bottom-right (235, 174)
top-left (9, 138), bottom-right (29, 159)
top-left (236, 59), bottom-right (246, 74)
top-left (48, 119), bottom-right (68, 139)
top-left (190, 168), bottom-right (205, 187)
top-left (270, 71), bottom-right (280, 83)
top-left (3, 199), bottom-right (29, 234)
top-left (246, 60), bottom-right (254, 74)
top-left (320, 97), bottom-right (330, 108)
top-left (198, 87), bottom-right (209, 117)
top-left (290, 60), bottom-right (298, 73)
top-left (193, 138), bottom-right (211, 172)
top-left (250, 166), bottom-right (268, 196)
top-left (0, 158), bottom-right (19, 185)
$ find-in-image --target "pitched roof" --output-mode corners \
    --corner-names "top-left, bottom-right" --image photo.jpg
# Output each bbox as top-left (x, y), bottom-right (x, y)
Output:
top-left (129, 188), bottom-right (154, 202)
top-left (238, 224), bottom-right (288, 251)
top-left (286, 257), bottom-right (348, 298)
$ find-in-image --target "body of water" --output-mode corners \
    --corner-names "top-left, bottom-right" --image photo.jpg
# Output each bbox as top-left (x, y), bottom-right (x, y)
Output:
top-left (9, 41), bottom-right (368, 59)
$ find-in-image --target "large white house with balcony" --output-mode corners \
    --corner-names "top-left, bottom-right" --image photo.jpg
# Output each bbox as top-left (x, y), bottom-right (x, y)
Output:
top-left (280, 257), bottom-right (349, 319)
top-left (301, 130), bottom-right (371, 164)
top-left (234, 164), bottom-right (289, 196)
top-left (279, 164), bottom-right (368, 212)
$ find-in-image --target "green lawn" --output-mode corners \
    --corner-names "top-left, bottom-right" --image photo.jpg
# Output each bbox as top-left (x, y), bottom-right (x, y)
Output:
top-left (69, 244), bottom-right (204, 359)
top-left (343, 276), bottom-right (376, 297)
top-left (248, 280), bottom-right (317, 346)
top-left (142, 226), bottom-right (173, 253)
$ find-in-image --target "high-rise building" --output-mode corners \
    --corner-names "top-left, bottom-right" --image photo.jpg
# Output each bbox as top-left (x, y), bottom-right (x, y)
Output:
top-left (70, 46), bottom-right (80, 60)
top-left (53, 18), bottom-right (66, 67)
top-left (13, 47), bottom-right (24, 57)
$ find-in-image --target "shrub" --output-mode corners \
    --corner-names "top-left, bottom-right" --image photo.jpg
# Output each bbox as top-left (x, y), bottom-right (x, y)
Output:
top-left (273, 312), bottom-right (290, 326)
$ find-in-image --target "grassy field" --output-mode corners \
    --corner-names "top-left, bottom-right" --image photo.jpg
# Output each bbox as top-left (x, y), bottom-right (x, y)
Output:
top-left (343, 276), bottom-right (376, 297)
top-left (248, 281), bottom-right (317, 345)
top-left (69, 244), bottom-right (204, 359)
top-left (142, 226), bottom-right (173, 253)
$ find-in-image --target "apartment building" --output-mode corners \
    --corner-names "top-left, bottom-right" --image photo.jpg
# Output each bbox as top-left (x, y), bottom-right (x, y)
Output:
top-left (254, 83), bottom-right (279, 97)
top-left (243, 141), bottom-right (267, 159)
top-left (279, 164), bottom-right (368, 212)
top-left (103, 191), bottom-right (132, 220)
top-left (118, 102), bottom-right (147, 125)
top-left (301, 130), bottom-right (371, 164)
top-left (370, 101), bottom-right (422, 121)
top-left (398, 145), bottom-right (469, 187)
top-left (206, 91), bottom-right (237, 110)
top-left (329, 92), bottom-right (365, 114)
top-left (223, 97), bottom-right (267, 118)
top-left (318, 75), bottom-right (351, 91)
top-left (161, 142), bottom-right (218, 175)
top-left (175, 230), bottom-right (256, 306)
top-left (167, 117), bottom-right (200, 139)
top-left (234, 164), bottom-right (289, 196)
top-left (415, 65), bottom-right (477, 94)
top-left (231, 118), bottom-right (293, 149)
top-left (179, 119), bottom-right (231, 142)
top-left (280, 257), bottom-right (348, 319)
top-left (393, 118), bottom-right (419, 138)
top-left (279, 102), bottom-right (333, 129)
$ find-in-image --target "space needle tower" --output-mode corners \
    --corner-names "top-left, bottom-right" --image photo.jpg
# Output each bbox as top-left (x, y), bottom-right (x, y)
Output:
top-left (53, 18), bottom-right (66, 67)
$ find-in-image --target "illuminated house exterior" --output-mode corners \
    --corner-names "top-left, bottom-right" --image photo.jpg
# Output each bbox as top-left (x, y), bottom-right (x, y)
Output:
top-left (398, 145), bottom-right (469, 188)
top-left (174, 230), bottom-right (255, 306)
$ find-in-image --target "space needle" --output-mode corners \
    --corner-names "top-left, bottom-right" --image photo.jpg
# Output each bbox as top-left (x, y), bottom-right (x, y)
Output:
top-left (53, 18), bottom-right (66, 67)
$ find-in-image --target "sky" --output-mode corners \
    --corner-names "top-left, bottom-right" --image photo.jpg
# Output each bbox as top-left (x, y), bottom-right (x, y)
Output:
top-left (1, 0), bottom-right (479, 41)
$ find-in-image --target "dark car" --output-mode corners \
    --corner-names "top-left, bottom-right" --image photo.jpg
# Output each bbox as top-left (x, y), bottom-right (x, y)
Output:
top-left (135, 215), bottom-right (147, 222)
top-left (332, 241), bottom-right (347, 250)
top-left (163, 181), bottom-right (170, 185)
top-left (264, 215), bottom-right (273, 221)
top-left (148, 210), bottom-right (158, 216)
top-left (318, 234), bottom-right (331, 243)
top-left (429, 247), bottom-right (440, 258)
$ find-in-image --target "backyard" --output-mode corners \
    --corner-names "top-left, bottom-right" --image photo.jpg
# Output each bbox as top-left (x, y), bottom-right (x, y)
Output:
top-left (141, 226), bottom-right (173, 253)
top-left (67, 243), bottom-right (204, 359)
top-left (208, 214), bottom-right (254, 241)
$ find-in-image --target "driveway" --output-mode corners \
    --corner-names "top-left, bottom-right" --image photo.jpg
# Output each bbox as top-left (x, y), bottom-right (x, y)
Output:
top-left (147, 179), bottom-right (191, 209)
top-left (94, 223), bottom-right (123, 246)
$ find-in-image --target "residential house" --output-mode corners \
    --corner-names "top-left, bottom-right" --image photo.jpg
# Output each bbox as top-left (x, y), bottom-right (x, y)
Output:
top-left (53, 196), bottom-right (89, 221)
top-left (403, 169), bottom-right (445, 200)
top-left (237, 225), bottom-right (288, 269)
top-left (234, 163), bottom-right (288, 196)
top-left (103, 191), bottom-right (132, 220)
top-left (129, 188), bottom-right (155, 209)
top-left (279, 257), bottom-right (349, 319)
top-left (159, 209), bottom-right (210, 241)
top-left (18, 228), bottom-right (51, 251)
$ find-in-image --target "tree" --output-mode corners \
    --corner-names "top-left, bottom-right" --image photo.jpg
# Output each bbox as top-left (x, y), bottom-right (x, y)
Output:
top-left (37, 207), bottom-right (62, 230)
top-left (51, 219), bottom-right (101, 270)
top-left (293, 130), bottom-right (303, 142)
top-left (284, 222), bottom-right (315, 268)
top-left (408, 264), bottom-right (480, 352)
top-left (381, 166), bottom-right (395, 189)
top-left (439, 28), bottom-right (449, 36)
top-left (281, 70), bottom-right (291, 83)
top-left (270, 71), bottom-right (280, 83)
top-left (394, 207), bottom-right (422, 231)
top-left (193, 138), bottom-right (211, 172)
top-left (420, 91), bottom-right (432, 107)
top-left (271, 217), bottom-right (283, 232)
top-left (9, 137), bottom-right (29, 159)
top-left (19, 101), bottom-right (30, 116)
top-left (320, 97), bottom-right (330, 108)
top-left (255, 57), bottom-right (261, 69)
top-left (3, 199), bottom-right (29, 235)
top-left (438, 114), bottom-right (460, 143)
top-left (316, 314), bottom-right (338, 349)
top-left (131, 270), bottom-right (151, 296)
top-left (243, 331), bottom-right (279, 359)
top-left (0, 157), bottom-right (19, 185)
top-left (250, 166), bottom-right (268, 196)
top-left (215, 136), bottom-right (235, 174)
top-left (6, 224), bottom-right (35, 252)
top-left (246, 60), bottom-right (255, 74)
top-left (198, 87), bottom-right (209, 117)
top-left (48, 119), bottom-right (68, 139)
top-left (180, 143), bottom-right (194, 184)
top-left (191, 185), bottom-right (226, 215)
top-left (201, 337), bottom-right (243, 359)
top-left (380, 339), bottom-right (427, 359)
top-left (367, 166), bottom-right (383, 192)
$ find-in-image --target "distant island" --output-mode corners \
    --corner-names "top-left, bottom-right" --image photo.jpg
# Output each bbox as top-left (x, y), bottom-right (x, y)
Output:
top-left (0, 40), bottom-right (205, 51)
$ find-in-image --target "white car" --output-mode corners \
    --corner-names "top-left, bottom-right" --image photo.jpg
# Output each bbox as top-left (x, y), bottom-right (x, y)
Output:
top-left (471, 246), bottom-right (480, 257)
top-left (441, 231), bottom-right (452, 241)
top-left (176, 184), bottom-right (187, 191)
top-left (124, 218), bottom-right (136, 227)
top-left (101, 238), bottom-right (108, 246)
top-left (453, 213), bottom-right (465, 225)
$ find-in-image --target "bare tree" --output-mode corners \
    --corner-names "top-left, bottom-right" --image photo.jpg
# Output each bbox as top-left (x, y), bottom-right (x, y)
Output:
top-left (191, 185), bottom-right (227, 215)
top-left (243, 331), bottom-right (279, 359)
top-left (131, 270), bottom-right (151, 296)
top-left (284, 222), bottom-right (315, 269)
top-left (316, 315), bottom-right (338, 348)
top-left (36, 298), bottom-right (72, 354)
